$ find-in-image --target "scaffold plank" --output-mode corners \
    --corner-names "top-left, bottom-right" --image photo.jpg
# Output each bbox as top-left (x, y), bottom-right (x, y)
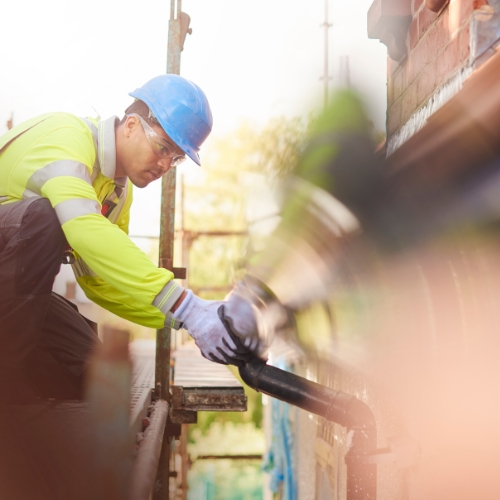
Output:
top-left (172, 343), bottom-right (247, 412)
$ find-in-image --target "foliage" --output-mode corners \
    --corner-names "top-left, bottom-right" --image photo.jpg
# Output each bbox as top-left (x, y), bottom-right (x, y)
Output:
top-left (181, 116), bottom-right (310, 298)
top-left (206, 116), bottom-right (310, 182)
top-left (188, 421), bottom-right (265, 458)
top-left (188, 459), bottom-right (263, 500)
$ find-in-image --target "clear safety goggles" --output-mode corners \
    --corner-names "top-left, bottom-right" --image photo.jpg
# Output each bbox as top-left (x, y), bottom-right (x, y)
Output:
top-left (128, 113), bottom-right (187, 167)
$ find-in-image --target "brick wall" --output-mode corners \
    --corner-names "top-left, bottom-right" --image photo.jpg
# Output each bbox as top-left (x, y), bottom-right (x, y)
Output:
top-left (387, 0), bottom-right (487, 140)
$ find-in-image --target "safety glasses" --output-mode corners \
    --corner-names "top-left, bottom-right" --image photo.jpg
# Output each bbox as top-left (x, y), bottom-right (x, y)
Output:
top-left (128, 113), bottom-right (186, 167)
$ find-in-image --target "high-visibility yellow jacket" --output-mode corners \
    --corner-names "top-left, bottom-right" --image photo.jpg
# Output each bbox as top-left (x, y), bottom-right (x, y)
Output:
top-left (0, 112), bottom-right (184, 329)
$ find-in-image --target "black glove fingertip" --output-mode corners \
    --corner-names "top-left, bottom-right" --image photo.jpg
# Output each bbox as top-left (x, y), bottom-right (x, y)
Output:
top-left (206, 352), bottom-right (228, 365)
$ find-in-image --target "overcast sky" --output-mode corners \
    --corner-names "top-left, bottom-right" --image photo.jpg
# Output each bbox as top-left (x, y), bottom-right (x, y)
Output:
top-left (1, 0), bottom-right (388, 237)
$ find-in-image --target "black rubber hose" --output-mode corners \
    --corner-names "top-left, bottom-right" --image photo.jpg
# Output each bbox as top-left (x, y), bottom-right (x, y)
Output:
top-left (238, 356), bottom-right (375, 430)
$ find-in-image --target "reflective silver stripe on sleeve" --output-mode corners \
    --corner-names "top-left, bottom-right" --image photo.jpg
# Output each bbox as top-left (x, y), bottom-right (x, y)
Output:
top-left (24, 160), bottom-right (92, 197)
top-left (72, 257), bottom-right (97, 278)
top-left (165, 312), bottom-right (184, 330)
top-left (54, 198), bottom-right (101, 226)
top-left (152, 281), bottom-right (185, 315)
top-left (23, 189), bottom-right (40, 200)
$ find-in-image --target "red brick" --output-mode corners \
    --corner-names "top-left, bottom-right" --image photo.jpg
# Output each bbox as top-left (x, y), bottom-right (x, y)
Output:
top-left (432, 35), bottom-right (461, 89)
top-left (409, 17), bottom-right (419, 49)
top-left (418, 34), bottom-right (456, 94)
top-left (388, 56), bottom-right (400, 77)
top-left (406, 56), bottom-right (416, 86)
top-left (402, 65), bottom-right (409, 91)
top-left (419, 6), bottom-right (438, 38)
top-left (415, 70), bottom-right (427, 105)
top-left (426, 9), bottom-right (451, 54)
top-left (460, 23), bottom-right (470, 62)
top-left (387, 97), bottom-right (403, 136)
top-left (416, 62), bottom-right (438, 104)
top-left (393, 67), bottom-right (406, 101)
top-left (407, 36), bottom-right (432, 84)
top-left (405, 56), bottom-right (413, 87)
top-left (388, 76), bottom-right (394, 104)
top-left (473, 0), bottom-right (488, 8)
top-left (459, 0), bottom-right (474, 25)
top-left (449, 0), bottom-right (477, 28)
top-left (401, 82), bottom-right (419, 122)
top-left (413, 0), bottom-right (425, 14)
top-left (426, 0), bottom-right (450, 12)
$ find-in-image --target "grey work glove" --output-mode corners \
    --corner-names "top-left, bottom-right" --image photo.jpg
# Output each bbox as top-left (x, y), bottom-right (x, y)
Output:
top-left (225, 278), bottom-right (291, 359)
top-left (173, 290), bottom-right (252, 366)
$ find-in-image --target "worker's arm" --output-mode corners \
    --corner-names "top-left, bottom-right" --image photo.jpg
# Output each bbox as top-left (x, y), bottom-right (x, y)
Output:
top-left (72, 185), bottom-right (182, 328)
top-left (75, 272), bottom-right (181, 329)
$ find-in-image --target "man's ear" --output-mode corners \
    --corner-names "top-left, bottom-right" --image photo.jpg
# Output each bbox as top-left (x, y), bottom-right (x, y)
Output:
top-left (122, 115), bottom-right (140, 139)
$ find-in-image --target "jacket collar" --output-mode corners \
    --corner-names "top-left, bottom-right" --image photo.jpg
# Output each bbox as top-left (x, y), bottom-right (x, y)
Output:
top-left (97, 115), bottom-right (119, 180)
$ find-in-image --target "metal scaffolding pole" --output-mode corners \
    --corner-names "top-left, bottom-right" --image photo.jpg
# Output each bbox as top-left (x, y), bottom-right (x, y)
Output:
top-left (154, 1), bottom-right (184, 498)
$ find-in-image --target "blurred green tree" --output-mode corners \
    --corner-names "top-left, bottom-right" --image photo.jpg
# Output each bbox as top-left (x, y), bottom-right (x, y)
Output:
top-left (180, 116), bottom-right (310, 300)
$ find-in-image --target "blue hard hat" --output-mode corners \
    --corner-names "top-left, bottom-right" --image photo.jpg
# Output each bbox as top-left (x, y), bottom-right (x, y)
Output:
top-left (129, 75), bottom-right (213, 166)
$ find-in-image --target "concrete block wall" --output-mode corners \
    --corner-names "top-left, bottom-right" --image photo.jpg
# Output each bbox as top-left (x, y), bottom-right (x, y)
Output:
top-left (387, 0), bottom-right (487, 140)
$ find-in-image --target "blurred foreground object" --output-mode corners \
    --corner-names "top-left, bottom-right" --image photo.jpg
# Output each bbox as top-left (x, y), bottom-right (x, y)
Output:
top-left (85, 326), bottom-right (133, 500)
top-left (246, 90), bottom-right (388, 315)
top-left (243, 50), bottom-right (500, 497)
top-left (0, 326), bottom-right (134, 500)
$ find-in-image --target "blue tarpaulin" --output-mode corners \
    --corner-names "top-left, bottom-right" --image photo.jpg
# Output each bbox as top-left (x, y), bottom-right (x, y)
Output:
top-left (262, 358), bottom-right (297, 500)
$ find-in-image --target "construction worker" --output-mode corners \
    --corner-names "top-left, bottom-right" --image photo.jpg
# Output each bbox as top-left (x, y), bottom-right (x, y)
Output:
top-left (0, 74), bottom-right (253, 401)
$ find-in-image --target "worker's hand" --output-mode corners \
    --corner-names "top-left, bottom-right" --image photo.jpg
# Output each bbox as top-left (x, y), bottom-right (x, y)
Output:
top-left (224, 277), bottom-right (292, 359)
top-left (224, 286), bottom-right (263, 355)
top-left (173, 290), bottom-right (253, 366)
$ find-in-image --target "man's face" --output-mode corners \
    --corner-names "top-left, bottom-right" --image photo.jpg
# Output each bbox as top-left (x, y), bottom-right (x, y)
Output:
top-left (117, 115), bottom-right (185, 188)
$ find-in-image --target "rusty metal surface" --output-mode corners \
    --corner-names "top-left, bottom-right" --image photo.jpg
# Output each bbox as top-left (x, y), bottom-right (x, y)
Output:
top-left (172, 344), bottom-right (247, 412)
top-left (156, 0), bottom-right (180, 401)
top-left (167, 0), bottom-right (181, 76)
top-left (156, 165), bottom-right (178, 402)
top-left (169, 408), bottom-right (198, 424)
top-left (179, 388), bottom-right (247, 411)
top-left (130, 400), bottom-right (169, 500)
top-left (155, 3), bottom-right (182, 497)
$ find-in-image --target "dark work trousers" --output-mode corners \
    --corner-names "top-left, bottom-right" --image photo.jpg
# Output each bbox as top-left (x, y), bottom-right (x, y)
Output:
top-left (0, 197), bottom-right (99, 401)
